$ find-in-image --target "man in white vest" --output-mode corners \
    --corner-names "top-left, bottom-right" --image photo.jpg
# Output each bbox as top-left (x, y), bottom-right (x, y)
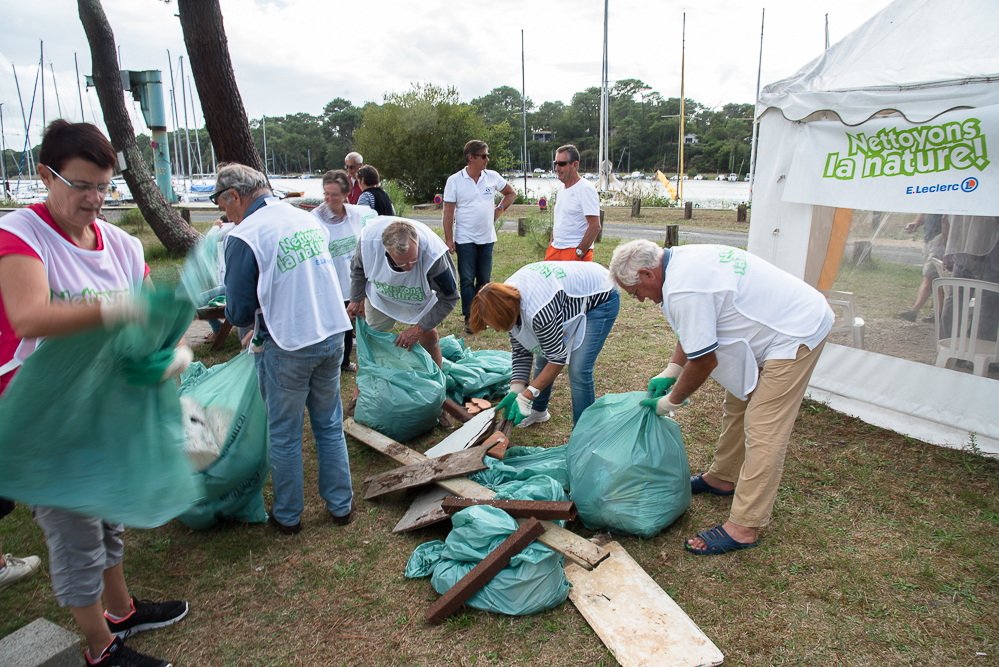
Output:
top-left (347, 218), bottom-right (459, 372)
top-left (609, 240), bottom-right (834, 556)
top-left (219, 163), bottom-right (355, 535)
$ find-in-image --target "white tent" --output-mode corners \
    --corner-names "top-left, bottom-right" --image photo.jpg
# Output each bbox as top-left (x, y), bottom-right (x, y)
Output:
top-left (748, 0), bottom-right (999, 455)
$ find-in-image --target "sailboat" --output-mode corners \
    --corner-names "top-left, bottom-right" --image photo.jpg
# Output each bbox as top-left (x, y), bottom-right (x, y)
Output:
top-left (596, 0), bottom-right (622, 195)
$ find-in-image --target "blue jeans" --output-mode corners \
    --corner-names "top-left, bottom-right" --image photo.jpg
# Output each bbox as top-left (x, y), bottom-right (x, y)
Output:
top-left (197, 286), bottom-right (226, 333)
top-left (531, 291), bottom-right (620, 424)
top-left (254, 334), bottom-right (353, 525)
top-left (455, 242), bottom-right (494, 321)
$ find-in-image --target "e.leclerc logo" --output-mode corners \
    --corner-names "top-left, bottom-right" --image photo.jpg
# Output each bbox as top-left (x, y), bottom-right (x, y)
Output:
top-left (906, 176), bottom-right (979, 196)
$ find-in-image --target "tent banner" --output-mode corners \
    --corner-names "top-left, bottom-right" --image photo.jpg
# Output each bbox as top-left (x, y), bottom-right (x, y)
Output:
top-left (781, 105), bottom-right (998, 215)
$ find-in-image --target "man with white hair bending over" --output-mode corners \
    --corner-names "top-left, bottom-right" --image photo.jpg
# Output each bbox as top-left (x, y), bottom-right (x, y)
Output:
top-left (346, 218), bottom-right (458, 411)
top-left (608, 240), bottom-right (833, 556)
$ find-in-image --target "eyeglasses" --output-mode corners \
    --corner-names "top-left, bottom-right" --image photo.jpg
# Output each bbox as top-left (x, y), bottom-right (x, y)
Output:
top-left (554, 160), bottom-right (573, 167)
top-left (324, 189), bottom-right (345, 199)
top-left (209, 188), bottom-right (232, 205)
top-left (473, 153), bottom-right (490, 160)
top-left (44, 165), bottom-right (111, 195)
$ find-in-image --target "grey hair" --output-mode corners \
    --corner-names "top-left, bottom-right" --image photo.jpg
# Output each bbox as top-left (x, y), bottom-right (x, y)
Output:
top-left (608, 239), bottom-right (664, 286)
top-left (555, 144), bottom-right (580, 163)
top-left (382, 219), bottom-right (419, 255)
top-left (215, 163), bottom-right (271, 199)
top-left (322, 169), bottom-right (351, 194)
top-left (345, 151), bottom-right (363, 165)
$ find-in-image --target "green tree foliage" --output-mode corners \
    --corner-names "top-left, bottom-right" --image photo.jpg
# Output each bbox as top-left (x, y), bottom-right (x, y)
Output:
top-left (354, 83), bottom-right (509, 202)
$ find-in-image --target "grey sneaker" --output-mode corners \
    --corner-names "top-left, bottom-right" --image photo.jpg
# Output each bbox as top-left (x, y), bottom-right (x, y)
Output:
top-left (516, 410), bottom-right (551, 428)
top-left (897, 309), bottom-right (917, 322)
top-left (0, 553), bottom-right (41, 592)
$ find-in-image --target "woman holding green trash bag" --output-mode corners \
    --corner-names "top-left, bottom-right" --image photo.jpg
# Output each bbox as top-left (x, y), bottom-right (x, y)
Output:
top-left (0, 120), bottom-right (189, 667)
top-left (468, 261), bottom-right (619, 427)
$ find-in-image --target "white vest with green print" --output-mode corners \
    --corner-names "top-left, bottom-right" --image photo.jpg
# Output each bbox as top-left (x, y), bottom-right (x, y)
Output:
top-left (229, 199), bottom-right (350, 351)
top-left (312, 202), bottom-right (377, 301)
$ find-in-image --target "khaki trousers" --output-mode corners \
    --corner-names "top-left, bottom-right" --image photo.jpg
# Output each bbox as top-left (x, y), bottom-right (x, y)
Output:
top-left (707, 339), bottom-right (826, 528)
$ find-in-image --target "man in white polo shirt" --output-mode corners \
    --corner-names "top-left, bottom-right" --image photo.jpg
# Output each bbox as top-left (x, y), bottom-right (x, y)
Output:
top-left (443, 140), bottom-right (516, 333)
top-left (547, 144), bottom-right (601, 262)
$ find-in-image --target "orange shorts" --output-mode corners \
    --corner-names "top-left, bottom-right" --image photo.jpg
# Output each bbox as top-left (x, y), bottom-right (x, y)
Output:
top-left (545, 245), bottom-right (593, 262)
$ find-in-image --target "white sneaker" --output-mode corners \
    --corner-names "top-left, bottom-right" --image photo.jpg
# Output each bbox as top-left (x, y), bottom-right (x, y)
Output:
top-left (517, 410), bottom-right (551, 428)
top-left (0, 553), bottom-right (41, 592)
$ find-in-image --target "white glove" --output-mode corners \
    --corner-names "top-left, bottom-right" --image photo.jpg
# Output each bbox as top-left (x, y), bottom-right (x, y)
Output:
top-left (99, 298), bottom-right (148, 331)
top-left (515, 392), bottom-right (533, 417)
top-left (510, 382), bottom-right (527, 394)
top-left (160, 346), bottom-right (194, 382)
top-left (656, 363), bottom-right (683, 380)
top-left (656, 392), bottom-right (689, 415)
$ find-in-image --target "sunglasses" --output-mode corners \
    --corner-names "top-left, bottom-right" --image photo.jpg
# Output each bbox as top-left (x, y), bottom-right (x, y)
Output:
top-left (473, 153), bottom-right (490, 159)
top-left (345, 164), bottom-right (359, 170)
top-left (554, 160), bottom-right (573, 167)
top-left (209, 188), bottom-right (232, 205)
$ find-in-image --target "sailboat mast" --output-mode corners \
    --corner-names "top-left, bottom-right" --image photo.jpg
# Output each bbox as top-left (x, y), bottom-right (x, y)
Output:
top-left (74, 53), bottom-right (85, 122)
top-left (521, 29), bottom-right (527, 198)
top-left (678, 13), bottom-right (685, 203)
top-left (262, 115), bottom-right (268, 175)
top-left (40, 42), bottom-right (45, 129)
top-left (748, 9), bottom-right (765, 196)
top-left (603, 0), bottom-right (609, 184)
top-left (188, 75), bottom-right (204, 175)
top-left (167, 50), bottom-right (181, 179)
top-left (50, 65), bottom-right (63, 118)
top-left (1, 104), bottom-right (8, 198)
top-left (179, 56), bottom-right (193, 185)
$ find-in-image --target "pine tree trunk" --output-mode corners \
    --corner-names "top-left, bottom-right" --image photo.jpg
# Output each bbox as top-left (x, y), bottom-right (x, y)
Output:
top-left (177, 0), bottom-right (265, 173)
top-left (77, 0), bottom-right (201, 255)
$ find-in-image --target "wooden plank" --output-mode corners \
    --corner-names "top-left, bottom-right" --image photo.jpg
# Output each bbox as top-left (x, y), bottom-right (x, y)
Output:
top-left (426, 518), bottom-right (546, 625)
top-left (441, 498), bottom-right (577, 521)
top-left (345, 418), bottom-right (609, 570)
top-left (565, 541), bottom-right (724, 667)
top-left (392, 487), bottom-right (453, 533)
top-left (423, 409), bottom-right (495, 458)
top-left (363, 443), bottom-right (491, 500)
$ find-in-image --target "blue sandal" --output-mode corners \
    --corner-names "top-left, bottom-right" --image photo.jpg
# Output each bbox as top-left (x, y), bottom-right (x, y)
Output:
top-left (690, 473), bottom-right (735, 496)
top-left (685, 525), bottom-right (759, 555)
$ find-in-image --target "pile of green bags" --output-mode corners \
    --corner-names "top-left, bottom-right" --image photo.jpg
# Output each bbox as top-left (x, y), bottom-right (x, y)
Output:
top-left (0, 292), bottom-right (203, 528)
top-left (438, 335), bottom-right (512, 405)
top-left (354, 318), bottom-right (446, 442)
top-left (567, 392), bottom-right (692, 538)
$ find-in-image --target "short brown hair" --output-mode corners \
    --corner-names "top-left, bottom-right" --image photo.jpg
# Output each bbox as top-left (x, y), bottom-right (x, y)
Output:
top-left (357, 165), bottom-right (380, 187)
top-left (468, 282), bottom-right (521, 333)
top-left (322, 169), bottom-right (351, 195)
top-left (39, 120), bottom-right (117, 174)
top-left (464, 140), bottom-right (488, 162)
top-left (555, 144), bottom-right (579, 163)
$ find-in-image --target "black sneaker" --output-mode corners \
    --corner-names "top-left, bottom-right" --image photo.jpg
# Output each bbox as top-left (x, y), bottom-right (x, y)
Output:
top-left (87, 636), bottom-right (171, 667)
top-left (105, 597), bottom-right (189, 639)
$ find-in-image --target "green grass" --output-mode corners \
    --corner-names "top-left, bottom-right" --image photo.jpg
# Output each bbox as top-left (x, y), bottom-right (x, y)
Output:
top-left (2, 229), bottom-right (998, 666)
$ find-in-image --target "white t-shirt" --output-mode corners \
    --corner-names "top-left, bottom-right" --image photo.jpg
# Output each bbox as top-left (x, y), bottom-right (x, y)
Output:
top-left (311, 202), bottom-right (377, 300)
top-left (552, 178), bottom-right (600, 249)
top-left (442, 168), bottom-right (508, 244)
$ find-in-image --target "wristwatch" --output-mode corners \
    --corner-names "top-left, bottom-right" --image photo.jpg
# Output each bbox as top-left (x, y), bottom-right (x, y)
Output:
top-left (525, 385), bottom-right (541, 398)
top-left (497, 205), bottom-right (505, 211)
top-left (575, 248), bottom-right (584, 258)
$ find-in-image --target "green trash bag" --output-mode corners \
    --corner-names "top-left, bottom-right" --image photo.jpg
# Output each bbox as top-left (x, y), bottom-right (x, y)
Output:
top-left (438, 335), bottom-right (466, 362)
top-left (176, 350), bottom-right (270, 529)
top-left (567, 391), bottom-right (691, 538)
top-left (470, 445), bottom-right (570, 491)
top-left (354, 317), bottom-right (446, 442)
top-left (177, 225), bottom-right (225, 303)
top-left (0, 291), bottom-right (204, 528)
top-left (442, 350), bottom-right (512, 405)
top-left (404, 505), bottom-right (570, 616)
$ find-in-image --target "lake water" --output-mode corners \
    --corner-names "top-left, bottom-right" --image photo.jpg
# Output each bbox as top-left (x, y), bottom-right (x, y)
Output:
top-left (272, 176), bottom-right (751, 210)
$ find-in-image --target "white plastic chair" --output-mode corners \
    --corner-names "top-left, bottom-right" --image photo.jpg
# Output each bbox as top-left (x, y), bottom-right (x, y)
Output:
top-left (820, 289), bottom-right (865, 349)
top-left (930, 257), bottom-right (951, 278)
top-left (932, 278), bottom-right (999, 376)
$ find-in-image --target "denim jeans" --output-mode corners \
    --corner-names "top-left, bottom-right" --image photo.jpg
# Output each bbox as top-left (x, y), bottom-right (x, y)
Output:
top-left (254, 334), bottom-right (353, 525)
top-left (455, 242), bottom-right (494, 320)
top-left (531, 290), bottom-right (620, 424)
top-left (341, 301), bottom-right (354, 369)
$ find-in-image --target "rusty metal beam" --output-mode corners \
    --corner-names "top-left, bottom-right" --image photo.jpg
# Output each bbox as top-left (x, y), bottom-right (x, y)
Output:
top-left (441, 498), bottom-right (578, 521)
top-left (425, 517), bottom-right (546, 625)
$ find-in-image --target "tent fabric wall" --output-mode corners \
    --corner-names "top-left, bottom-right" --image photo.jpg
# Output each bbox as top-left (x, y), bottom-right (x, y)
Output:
top-left (748, 0), bottom-right (999, 455)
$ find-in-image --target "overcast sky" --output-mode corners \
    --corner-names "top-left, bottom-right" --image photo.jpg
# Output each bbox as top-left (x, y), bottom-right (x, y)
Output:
top-left (1, 0), bottom-right (893, 149)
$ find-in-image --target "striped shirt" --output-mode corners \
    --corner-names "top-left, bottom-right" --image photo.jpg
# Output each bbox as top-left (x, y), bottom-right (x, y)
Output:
top-left (510, 288), bottom-right (615, 382)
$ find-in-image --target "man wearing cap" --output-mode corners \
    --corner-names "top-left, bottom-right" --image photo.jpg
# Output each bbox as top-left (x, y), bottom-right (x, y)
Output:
top-left (609, 240), bottom-right (834, 556)
top-left (547, 144), bottom-right (601, 262)
top-left (443, 140), bottom-right (516, 333)
top-left (219, 163), bottom-right (356, 534)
